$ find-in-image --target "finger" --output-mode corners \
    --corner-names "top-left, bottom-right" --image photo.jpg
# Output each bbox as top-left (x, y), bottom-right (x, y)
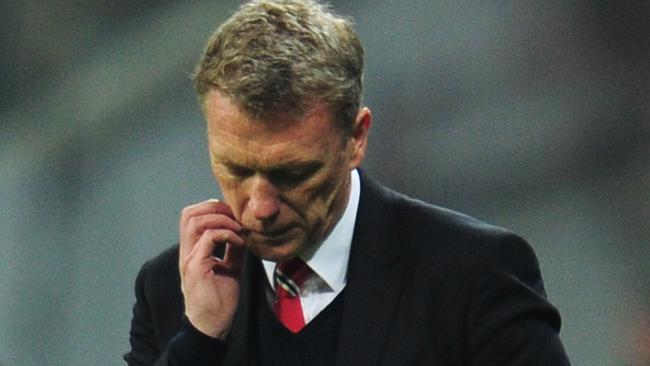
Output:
top-left (179, 200), bottom-right (238, 259)
top-left (181, 213), bottom-right (241, 261)
top-left (224, 243), bottom-right (246, 273)
top-left (212, 260), bottom-right (241, 278)
top-left (180, 199), bottom-right (235, 228)
top-left (191, 229), bottom-right (245, 261)
top-left (181, 229), bottom-right (244, 276)
top-left (184, 213), bottom-right (242, 241)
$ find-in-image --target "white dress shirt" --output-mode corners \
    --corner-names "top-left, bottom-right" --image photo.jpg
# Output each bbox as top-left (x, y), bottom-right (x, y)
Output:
top-left (262, 169), bottom-right (360, 324)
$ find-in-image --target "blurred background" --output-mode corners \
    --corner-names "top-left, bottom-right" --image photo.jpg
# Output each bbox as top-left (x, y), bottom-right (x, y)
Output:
top-left (1, 0), bottom-right (648, 365)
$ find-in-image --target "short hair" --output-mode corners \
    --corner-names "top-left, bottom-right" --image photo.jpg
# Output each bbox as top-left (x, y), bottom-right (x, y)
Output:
top-left (194, 0), bottom-right (364, 130)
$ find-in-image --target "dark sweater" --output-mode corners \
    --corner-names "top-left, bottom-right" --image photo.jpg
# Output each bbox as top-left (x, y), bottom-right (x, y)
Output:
top-left (256, 284), bottom-right (345, 366)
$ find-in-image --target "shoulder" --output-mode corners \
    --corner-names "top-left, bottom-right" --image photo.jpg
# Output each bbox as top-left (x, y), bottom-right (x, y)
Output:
top-left (359, 173), bottom-right (537, 271)
top-left (361, 172), bottom-right (517, 244)
top-left (135, 245), bottom-right (181, 301)
top-left (359, 173), bottom-right (552, 304)
top-left (143, 245), bottom-right (179, 271)
top-left (130, 245), bottom-right (185, 353)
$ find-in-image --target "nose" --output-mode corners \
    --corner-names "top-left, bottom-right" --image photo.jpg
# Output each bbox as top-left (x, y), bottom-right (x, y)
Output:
top-left (247, 175), bottom-right (281, 221)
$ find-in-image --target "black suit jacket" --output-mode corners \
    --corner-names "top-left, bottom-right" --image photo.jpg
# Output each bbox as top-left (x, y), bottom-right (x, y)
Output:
top-left (125, 173), bottom-right (570, 365)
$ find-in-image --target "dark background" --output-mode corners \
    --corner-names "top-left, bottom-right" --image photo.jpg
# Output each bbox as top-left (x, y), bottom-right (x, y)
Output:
top-left (1, 1), bottom-right (648, 365)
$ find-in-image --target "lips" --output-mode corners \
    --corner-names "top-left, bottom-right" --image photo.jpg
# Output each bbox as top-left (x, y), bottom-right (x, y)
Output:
top-left (245, 226), bottom-right (296, 239)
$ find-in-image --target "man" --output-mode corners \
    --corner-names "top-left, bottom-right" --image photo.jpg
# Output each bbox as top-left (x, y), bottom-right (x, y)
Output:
top-left (125, 0), bottom-right (570, 365)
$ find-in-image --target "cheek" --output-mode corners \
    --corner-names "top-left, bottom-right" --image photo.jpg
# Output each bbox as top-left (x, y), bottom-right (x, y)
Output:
top-left (301, 171), bottom-right (345, 214)
top-left (309, 177), bottom-right (337, 204)
top-left (216, 177), bottom-right (245, 218)
top-left (313, 159), bottom-right (349, 200)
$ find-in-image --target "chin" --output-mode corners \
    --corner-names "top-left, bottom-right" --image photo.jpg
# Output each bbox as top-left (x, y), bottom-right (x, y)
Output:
top-left (247, 239), bottom-right (303, 263)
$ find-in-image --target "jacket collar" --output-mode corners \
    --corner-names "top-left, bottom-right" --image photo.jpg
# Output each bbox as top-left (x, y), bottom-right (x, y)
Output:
top-left (334, 170), bottom-right (404, 366)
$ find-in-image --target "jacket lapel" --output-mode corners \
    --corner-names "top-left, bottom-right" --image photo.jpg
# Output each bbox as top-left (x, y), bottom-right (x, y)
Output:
top-left (335, 173), bottom-right (404, 366)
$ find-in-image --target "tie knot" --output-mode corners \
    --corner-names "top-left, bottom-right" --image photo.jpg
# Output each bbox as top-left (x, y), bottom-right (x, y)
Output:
top-left (274, 257), bottom-right (311, 297)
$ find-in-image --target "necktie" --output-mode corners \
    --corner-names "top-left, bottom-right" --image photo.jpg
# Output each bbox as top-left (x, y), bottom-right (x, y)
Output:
top-left (274, 257), bottom-right (311, 333)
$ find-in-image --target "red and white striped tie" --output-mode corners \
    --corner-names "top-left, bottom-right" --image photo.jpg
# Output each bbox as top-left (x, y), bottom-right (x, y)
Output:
top-left (274, 257), bottom-right (311, 333)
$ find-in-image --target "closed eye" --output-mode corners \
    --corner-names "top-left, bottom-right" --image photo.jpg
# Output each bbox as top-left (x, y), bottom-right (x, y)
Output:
top-left (268, 163), bottom-right (321, 186)
top-left (225, 164), bottom-right (254, 178)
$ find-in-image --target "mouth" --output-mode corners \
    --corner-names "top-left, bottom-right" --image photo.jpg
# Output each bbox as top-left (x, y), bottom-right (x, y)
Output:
top-left (244, 226), bottom-right (297, 242)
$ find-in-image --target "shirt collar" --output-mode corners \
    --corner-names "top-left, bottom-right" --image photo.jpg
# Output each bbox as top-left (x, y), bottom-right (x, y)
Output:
top-left (262, 169), bottom-right (360, 292)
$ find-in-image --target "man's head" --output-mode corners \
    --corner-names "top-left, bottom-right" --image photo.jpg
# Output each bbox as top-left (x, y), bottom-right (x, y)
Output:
top-left (194, 0), bottom-right (364, 130)
top-left (195, 0), bottom-right (371, 262)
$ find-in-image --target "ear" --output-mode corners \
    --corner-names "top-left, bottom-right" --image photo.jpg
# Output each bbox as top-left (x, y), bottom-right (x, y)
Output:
top-left (348, 107), bottom-right (372, 169)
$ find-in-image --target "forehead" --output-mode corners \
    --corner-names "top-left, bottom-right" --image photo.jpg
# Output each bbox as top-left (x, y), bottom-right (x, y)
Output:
top-left (204, 91), bottom-right (342, 166)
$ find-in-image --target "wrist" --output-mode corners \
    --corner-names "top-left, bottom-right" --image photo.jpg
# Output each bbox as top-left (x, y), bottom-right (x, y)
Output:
top-left (167, 318), bottom-right (230, 364)
top-left (186, 313), bottom-right (231, 340)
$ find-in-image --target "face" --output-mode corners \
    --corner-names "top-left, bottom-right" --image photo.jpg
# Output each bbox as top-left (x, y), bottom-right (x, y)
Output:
top-left (204, 90), bottom-right (371, 262)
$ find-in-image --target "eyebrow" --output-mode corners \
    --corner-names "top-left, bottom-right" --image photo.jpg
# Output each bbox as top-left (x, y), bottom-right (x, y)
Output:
top-left (217, 156), bottom-right (323, 173)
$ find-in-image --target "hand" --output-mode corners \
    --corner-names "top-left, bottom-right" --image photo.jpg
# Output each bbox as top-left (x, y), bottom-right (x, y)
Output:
top-left (179, 199), bottom-right (246, 339)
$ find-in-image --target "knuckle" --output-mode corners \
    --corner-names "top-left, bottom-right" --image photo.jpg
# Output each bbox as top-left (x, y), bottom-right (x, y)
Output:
top-left (207, 228), bottom-right (229, 242)
top-left (180, 254), bottom-right (192, 270)
top-left (181, 206), bottom-right (193, 218)
top-left (186, 216), bottom-right (199, 232)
